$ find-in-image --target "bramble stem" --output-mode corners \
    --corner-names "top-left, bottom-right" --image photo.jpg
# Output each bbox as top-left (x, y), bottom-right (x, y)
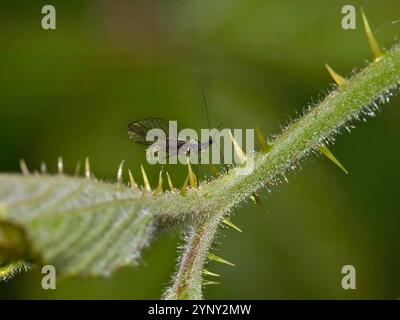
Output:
top-left (161, 44), bottom-right (400, 299)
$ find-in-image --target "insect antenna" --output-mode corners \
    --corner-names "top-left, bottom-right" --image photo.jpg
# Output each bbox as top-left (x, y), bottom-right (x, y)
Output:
top-left (202, 85), bottom-right (211, 129)
top-left (202, 89), bottom-right (229, 173)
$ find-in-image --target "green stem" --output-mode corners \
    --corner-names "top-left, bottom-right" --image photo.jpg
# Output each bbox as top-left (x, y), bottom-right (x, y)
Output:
top-left (160, 44), bottom-right (400, 299)
top-left (163, 212), bottom-right (222, 299)
top-left (153, 44), bottom-right (400, 222)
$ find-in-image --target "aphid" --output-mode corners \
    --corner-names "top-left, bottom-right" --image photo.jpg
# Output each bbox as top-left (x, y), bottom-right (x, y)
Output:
top-left (127, 117), bottom-right (213, 163)
top-left (127, 89), bottom-right (216, 164)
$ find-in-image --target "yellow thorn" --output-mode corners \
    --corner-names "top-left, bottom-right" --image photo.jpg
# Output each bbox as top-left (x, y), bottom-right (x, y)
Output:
top-left (319, 145), bottom-right (348, 175)
top-left (203, 281), bottom-right (220, 286)
top-left (222, 218), bottom-right (242, 232)
top-left (187, 161), bottom-right (198, 188)
top-left (166, 171), bottom-right (174, 191)
top-left (153, 169), bottom-right (164, 194)
top-left (74, 161), bottom-right (81, 176)
top-left (203, 269), bottom-right (221, 277)
top-left (361, 9), bottom-right (383, 60)
top-left (255, 127), bottom-right (272, 153)
top-left (40, 161), bottom-right (47, 174)
top-left (141, 165), bottom-right (151, 192)
top-left (117, 160), bottom-right (125, 185)
top-left (85, 157), bottom-right (91, 179)
top-left (325, 64), bottom-right (347, 87)
top-left (229, 130), bottom-right (247, 163)
top-left (208, 253), bottom-right (235, 267)
top-left (128, 169), bottom-right (138, 192)
top-left (57, 157), bottom-right (64, 175)
top-left (250, 193), bottom-right (265, 210)
top-left (19, 159), bottom-right (29, 175)
top-left (208, 164), bottom-right (219, 177)
top-left (180, 176), bottom-right (188, 196)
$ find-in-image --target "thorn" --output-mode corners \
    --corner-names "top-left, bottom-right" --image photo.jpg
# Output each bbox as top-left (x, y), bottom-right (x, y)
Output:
top-left (361, 9), bottom-right (383, 60)
top-left (141, 165), bottom-right (151, 192)
top-left (319, 145), bottom-right (348, 174)
top-left (208, 164), bottom-right (219, 177)
top-left (85, 157), bottom-right (91, 179)
top-left (255, 127), bottom-right (272, 153)
top-left (128, 169), bottom-right (138, 192)
top-left (153, 169), bottom-right (164, 194)
top-left (250, 193), bottom-right (265, 211)
top-left (208, 253), bottom-right (235, 267)
top-left (325, 64), bottom-right (347, 87)
top-left (40, 161), bottom-right (47, 174)
top-left (187, 161), bottom-right (197, 188)
top-left (203, 269), bottom-right (221, 277)
top-left (19, 159), bottom-right (29, 175)
top-left (222, 218), bottom-right (243, 232)
top-left (117, 160), bottom-right (125, 185)
top-left (229, 130), bottom-right (247, 163)
top-left (203, 281), bottom-right (220, 286)
top-left (166, 171), bottom-right (174, 191)
top-left (57, 157), bottom-right (64, 175)
top-left (74, 161), bottom-right (81, 177)
top-left (180, 176), bottom-right (188, 196)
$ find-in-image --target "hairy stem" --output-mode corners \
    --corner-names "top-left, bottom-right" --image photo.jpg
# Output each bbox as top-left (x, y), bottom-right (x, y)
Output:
top-left (163, 211), bottom-right (223, 299)
top-left (160, 44), bottom-right (400, 299)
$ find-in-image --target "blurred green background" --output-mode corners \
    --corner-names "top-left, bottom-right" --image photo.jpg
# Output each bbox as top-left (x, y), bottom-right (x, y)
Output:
top-left (1, 0), bottom-right (400, 299)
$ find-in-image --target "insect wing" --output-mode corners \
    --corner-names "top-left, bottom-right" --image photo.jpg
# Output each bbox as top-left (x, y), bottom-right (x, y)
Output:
top-left (127, 118), bottom-right (175, 145)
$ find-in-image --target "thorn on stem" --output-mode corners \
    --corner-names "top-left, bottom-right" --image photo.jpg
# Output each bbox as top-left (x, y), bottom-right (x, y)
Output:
top-left (361, 9), bottom-right (383, 60)
top-left (19, 159), bottom-right (30, 176)
top-left (255, 127), bottom-right (272, 153)
top-left (208, 164), bottom-right (219, 177)
top-left (325, 64), bottom-right (347, 87)
top-left (180, 176), bottom-right (188, 196)
top-left (117, 160), bottom-right (125, 185)
top-left (229, 130), bottom-right (247, 163)
top-left (208, 253), bottom-right (235, 267)
top-left (319, 145), bottom-right (349, 174)
top-left (222, 218), bottom-right (243, 232)
top-left (250, 193), bottom-right (265, 211)
top-left (203, 280), bottom-right (220, 286)
top-left (203, 269), bottom-right (221, 277)
top-left (85, 157), bottom-right (91, 179)
top-left (187, 161), bottom-right (197, 188)
top-left (153, 169), bottom-right (164, 194)
top-left (57, 157), bottom-right (64, 175)
top-left (128, 169), bottom-right (138, 192)
top-left (141, 165), bottom-right (151, 192)
top-left (166, 171), bottom-right (174, 191)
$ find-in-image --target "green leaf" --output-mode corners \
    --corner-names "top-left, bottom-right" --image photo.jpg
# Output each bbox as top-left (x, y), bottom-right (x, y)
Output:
top-left (0, 174), bottom-right (155, 277)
